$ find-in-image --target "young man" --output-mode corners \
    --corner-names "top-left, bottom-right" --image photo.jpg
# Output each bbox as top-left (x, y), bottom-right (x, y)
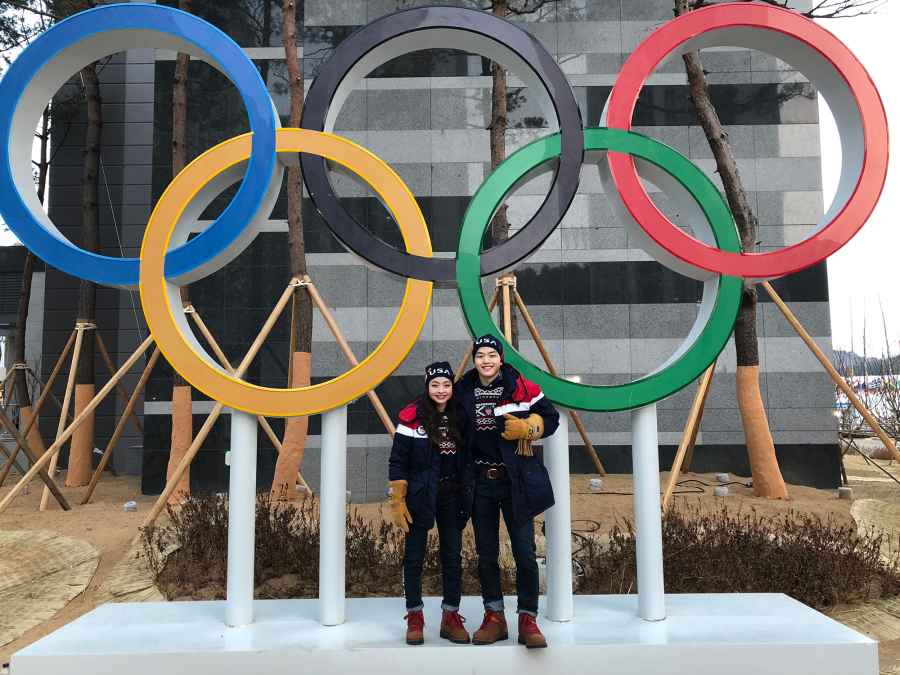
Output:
top-left (456, 334), bottom-right (560, 649)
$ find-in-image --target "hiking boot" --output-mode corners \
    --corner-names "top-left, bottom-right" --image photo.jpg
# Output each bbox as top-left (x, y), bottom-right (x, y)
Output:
top-left (517, 613), bottom-right (547, 649)
top-left (405, 610), bottom-right (424, 645)
top-left (472, 610), bottom-right (508, 645)
top-left (440, 610), bottom-right (470, 644)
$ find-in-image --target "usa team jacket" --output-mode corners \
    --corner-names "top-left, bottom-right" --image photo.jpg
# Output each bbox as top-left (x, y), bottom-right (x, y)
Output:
top-left (455, 364), bottom-right (560, 525)
top-left (388, 399), bottom-right (469, 529)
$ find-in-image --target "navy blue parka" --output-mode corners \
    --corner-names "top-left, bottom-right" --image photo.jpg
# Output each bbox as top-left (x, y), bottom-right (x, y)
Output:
top-left (388, 399), bottom-right (470, 529)
top-left (455, 364), bottom-right (560, 525)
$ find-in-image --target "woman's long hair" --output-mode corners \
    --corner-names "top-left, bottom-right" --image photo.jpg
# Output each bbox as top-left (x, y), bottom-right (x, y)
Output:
top-left (418, 394), bottom-right (463, 449)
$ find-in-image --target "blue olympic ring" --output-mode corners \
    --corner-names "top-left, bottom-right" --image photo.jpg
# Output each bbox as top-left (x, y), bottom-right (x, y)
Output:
top-left (0, 3), bottom-right (279, 288)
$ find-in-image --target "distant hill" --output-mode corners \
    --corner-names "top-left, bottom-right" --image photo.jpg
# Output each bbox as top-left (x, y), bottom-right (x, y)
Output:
top-left (834, 349), bottom-right (900, 376)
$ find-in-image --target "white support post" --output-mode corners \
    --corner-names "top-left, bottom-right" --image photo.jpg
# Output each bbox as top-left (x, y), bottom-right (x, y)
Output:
top-left (544, 411), bottom-right (574, 622)
top-left (319, 405), bottom-right (347, 626)
top-left (226, 410), bottom-right (258, 628)
top-left (631, 403), bottom-right (666, 622)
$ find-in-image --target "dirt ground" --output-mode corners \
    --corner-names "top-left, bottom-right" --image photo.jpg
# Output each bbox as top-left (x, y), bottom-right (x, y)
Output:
top-left (0, 474), bottom-right (156, 664)
top-left (1, 465), bottom-right (861, 666)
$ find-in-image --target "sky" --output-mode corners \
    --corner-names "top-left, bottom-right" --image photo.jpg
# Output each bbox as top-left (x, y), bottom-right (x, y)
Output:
top-left (818, 1), bottom-right (899, 357)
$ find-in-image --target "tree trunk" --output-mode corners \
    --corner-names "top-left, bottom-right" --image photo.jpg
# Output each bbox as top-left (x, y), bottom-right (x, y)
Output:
top-left (166, 0), bottom-right (193, 503)
top-left (675, 0), bottom-right (787, 498)
top-left (271, 0), bottom-right (312, 500)
top-left (12, 105), bottom-right (51, 411)
top-left (14, 106), bottom-right (52, 465)
top-left (488, 0), bottom-right (519, 349)
top-left (66, 61), bottom-right (101, 487)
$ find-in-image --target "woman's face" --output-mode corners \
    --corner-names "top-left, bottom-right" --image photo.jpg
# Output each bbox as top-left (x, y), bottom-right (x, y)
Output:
top-left (427, 377), bottom-right (453, 407)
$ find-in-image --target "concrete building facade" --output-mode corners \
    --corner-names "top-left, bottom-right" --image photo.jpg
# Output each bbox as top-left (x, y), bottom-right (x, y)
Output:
top-left (38, 0), bottom-right (839, 500)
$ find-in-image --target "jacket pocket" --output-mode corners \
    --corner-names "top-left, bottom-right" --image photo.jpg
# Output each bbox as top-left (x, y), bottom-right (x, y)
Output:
top-left (518, 462), bottom-right (555, 519)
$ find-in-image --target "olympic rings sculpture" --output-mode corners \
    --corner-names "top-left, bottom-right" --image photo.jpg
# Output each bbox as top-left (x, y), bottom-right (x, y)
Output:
top-left (0, 3), bottom-right (887, 417)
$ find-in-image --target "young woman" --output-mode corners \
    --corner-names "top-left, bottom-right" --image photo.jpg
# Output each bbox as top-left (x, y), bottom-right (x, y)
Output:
top-left (388, 361), bottom-right (470, 646)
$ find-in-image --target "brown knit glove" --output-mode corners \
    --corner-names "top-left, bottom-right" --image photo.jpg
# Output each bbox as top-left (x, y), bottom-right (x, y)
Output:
top-left (388, 479), bottom-right (413, 533)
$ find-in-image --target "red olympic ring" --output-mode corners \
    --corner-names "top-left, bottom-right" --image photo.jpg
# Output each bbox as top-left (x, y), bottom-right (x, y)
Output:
top-left (605, 3), bottom-right (889, 280)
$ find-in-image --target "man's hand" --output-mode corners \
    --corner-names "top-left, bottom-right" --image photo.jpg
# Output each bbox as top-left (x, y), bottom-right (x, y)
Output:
top-left (388, 479), bottom-right (413, 533)
top-left (501, 413), bottom-right (543, 441)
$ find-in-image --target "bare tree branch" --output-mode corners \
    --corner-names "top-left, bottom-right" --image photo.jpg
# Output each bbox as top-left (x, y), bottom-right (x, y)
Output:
top-left (687, 0), bottom-right (885, 18)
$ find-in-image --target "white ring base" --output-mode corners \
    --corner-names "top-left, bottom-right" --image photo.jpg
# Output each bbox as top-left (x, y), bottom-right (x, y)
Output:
top-left (10, 595), bottom-right (875, 675)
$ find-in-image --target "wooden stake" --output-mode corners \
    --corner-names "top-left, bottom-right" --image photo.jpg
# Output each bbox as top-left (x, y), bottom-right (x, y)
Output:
top-left (513, 288), bottom-right (607, 476)
top-left (0, 330), bottom-right (77, 488)
top-left (0, 335), bottom-right (154, 516)
top-left (288, 289), bottom-right (298, 387)
top-left (141, 281), bottom-right (298, 528)
top-left (187, 306), bottom-right (312, 495)
top-left (81, 347), bottom-right (161, 505)
top-left (682, 368), bottom-right (713, 474)
top-left (95, 330), bottom-right (144, 434)
top-left (0, 407), bottom-right (71, 510)
top-left (0, 439), bottom-right (13, 463)
top-left (454, 288), bottom-right (500, 381)
top-left (303, 275), bottom-right (396, 436)
top-left (2, 376), bottom-right (16, 415)
top-left (761, 281), bottom-right (900, 463)
top-left (1, 367), bottom-right (14, 403)
top-left (40, 324), bottom-right (85, 511)
top-left (662, 362), bottom-right (716, 511)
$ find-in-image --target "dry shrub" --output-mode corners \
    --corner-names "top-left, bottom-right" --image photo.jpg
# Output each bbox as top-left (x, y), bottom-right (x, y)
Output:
top-left (143, 496), bottom-right (896, 611)
top-left (576, 502), bottom-right (900, 610)
top-left (142, 493), bottom-right (515, 601)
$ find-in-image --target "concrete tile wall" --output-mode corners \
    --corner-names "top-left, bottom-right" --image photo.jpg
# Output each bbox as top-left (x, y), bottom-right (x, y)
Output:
top-left (41, 0), bottom-right (836, 499)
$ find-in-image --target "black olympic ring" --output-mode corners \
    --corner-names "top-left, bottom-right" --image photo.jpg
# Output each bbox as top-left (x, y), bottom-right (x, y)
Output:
top-left (300, 6), bottom-right (583, 282)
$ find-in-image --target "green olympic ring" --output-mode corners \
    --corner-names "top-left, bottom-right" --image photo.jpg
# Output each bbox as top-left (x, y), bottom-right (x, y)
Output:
top-left (456, 128), bottom-right (743, 412)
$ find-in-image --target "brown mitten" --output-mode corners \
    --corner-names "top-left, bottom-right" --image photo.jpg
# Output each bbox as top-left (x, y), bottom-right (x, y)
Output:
top-left (502, 414), bottom-right (544, 457)
top-left (388, 479), bottom-right (413, 533)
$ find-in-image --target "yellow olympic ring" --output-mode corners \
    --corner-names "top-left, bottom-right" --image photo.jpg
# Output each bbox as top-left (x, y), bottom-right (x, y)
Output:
top-left (139, 128), bottom-right (433, 417)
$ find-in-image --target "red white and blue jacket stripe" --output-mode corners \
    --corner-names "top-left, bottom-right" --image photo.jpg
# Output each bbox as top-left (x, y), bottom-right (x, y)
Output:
top-left (388, 399), bottom-right (469, 529)
top-left (455, 364), bottom-right (560, 524)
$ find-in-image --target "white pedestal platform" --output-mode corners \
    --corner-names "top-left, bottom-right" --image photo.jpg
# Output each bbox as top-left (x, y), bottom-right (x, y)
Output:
top-left (11, 594), bottom-right (876, 675)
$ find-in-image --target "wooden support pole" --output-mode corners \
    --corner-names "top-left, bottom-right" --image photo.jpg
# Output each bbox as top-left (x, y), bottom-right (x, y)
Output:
top-left (288, 290), bottom-right (298, 387)
top-left (187, 306), bottom-right (313, 495)
top-left (2, 377), bottom-right (16, 414)
top-left (24, 366), bottom-right (65, 415)
top-left (0, 407), bottom-right (71, 510)
top-left (761, 280), bottom-right (900, 463)
top-left (661, 362), bottom-right (716, 511)
top-left (682, 367), bottom-right (713, 474)
top-left (303, 275), bottom-right (396, 437)
top-left (0, 330), bottom-right (77, 488)
top-left (512, 288), bottom-right (607, 476)
top-left (0, 335), bottom-right (154, 516)
top-left (0, 439), bottom-right (13, 462)
top-left (454, 288), bottom-right (500, 382)
top-left (40, 324), bottom-right (85, 510)
top-left (81, 347), bottom-right (161, 505)
top-left (141, 281), bottom-right (298, 528)
top-left (95, 330), bottom-right (144, 434)
top-left (1, 367), bottom-right (14, 402)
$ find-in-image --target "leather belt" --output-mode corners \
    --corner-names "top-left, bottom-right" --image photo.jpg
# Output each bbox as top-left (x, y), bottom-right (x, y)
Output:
top-left (478, 465), bottom-right (507, 480)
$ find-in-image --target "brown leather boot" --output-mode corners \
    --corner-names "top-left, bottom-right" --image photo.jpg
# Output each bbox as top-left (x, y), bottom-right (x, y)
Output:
top-left (439, 610), bottom-right (470, 644)
top-left (518, 613), bottom-right (547, 649)
top-left (405, 610), bottom-right (424, 645)
top-left (472, 610), bottom-right (508, 645)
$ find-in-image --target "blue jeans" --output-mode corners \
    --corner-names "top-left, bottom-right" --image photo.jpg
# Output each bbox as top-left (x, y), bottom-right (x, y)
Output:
top-left (472, 477), bottom-right (539, 616)
top-left (403, 486), bottom-right (463, 611)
